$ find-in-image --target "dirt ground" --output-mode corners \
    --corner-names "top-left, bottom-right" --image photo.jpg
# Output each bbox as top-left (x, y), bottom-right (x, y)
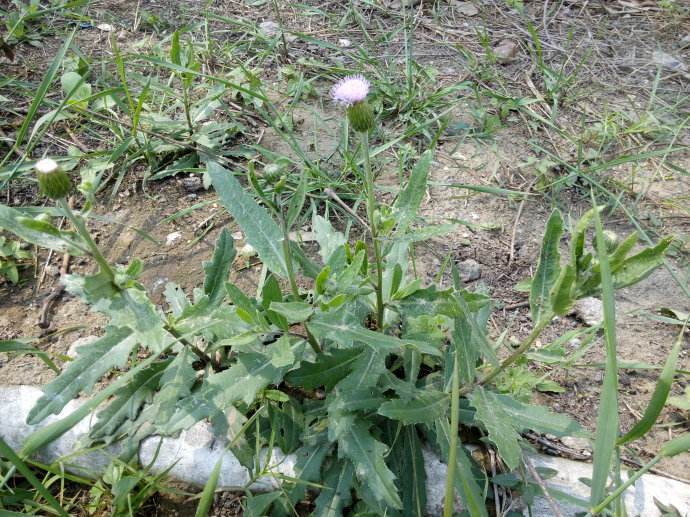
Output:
top-left (1, 0), bottom-right (689, 504)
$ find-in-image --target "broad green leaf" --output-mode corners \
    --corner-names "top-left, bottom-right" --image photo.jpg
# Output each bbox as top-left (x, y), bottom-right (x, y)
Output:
top-left (313, 213), bottom-right (346, 264)
top-left (394, 150), bottom-right (432, 236)
top-left (589, 198), bottom-right (619, 507)
top-left (433, 418), bottom-right (488, 517)
top-left (611, 237), bottom-right (672, 289)
top-left (618, 327), bottom-right (684, 446)
top-left (269, 335), bottom-right (297, 368)
top-left (27, 328), bottom-right (137, 424)
top-left (378, 390), bottom-right (448, 425)
top-left (468, 387), bottom-right (522, 470)
top-left (337, 417), bottom-right (402, 509)
top-left (329, 387), bottom-right (386, 414)
top-left (308, 316), bottom-right (442, 357)
top-left (164, 282), bottom-right (189, 317)
top-left (549, 264), bottom-right (576, 316)
top-left (164, 353), bottom-right (285, 433)
top-left (530, 209), bottom-right (563, 324)
top-left (203, 228), bottom-right (235, 306)
top-left (286, 348), bottom-right (363, 390)
top-left (0, 204), bottom-right (85, 255)
top-left (60, 71), bottom-right (91, 108)
top-left (269, 301), bottom-right (313, 323)
top-left (336, 348), bottom-right (387, 391)
top-left (64, 272), bottom-right (173, 353)
top-left (314, 460), bottom-right (354, 517)
top-left (388, 426), bottom-right (426, 517)
top-left (207, 160), bottom-right (287, 276)
top-left (262, 273), bottom-right (288, 330)
top-left (484, 391), bottom-right (585, 437)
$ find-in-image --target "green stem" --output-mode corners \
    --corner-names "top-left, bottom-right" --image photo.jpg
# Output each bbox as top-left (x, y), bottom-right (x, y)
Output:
top-left (182, 84), bottom-right (193, 136)
top-left (443, 352), bottom-right (461, 517)
top-left (460, 314), bottom-right (552, 396)
top-left (589, 455), bottom-right (661, 515)
top-left (282, 225), bottom-right (299, 300)
top-left (57, 198), bottom-right (115, 282)
top-left (360, 131), bottom-right (384, 330)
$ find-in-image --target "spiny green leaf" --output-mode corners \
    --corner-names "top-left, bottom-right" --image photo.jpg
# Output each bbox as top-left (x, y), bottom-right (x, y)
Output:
top-left (550, 264), bottom-right (576, 316)
top-left (337, 417), bottom-right (402, 509)
top-left (154, 348), bottom-right (197, 425)
top-left (164, 353), bottom-right (285, 433)
top-left (337, 349), bottom-right (387, 391)
top-left (203, 228), bottom-right (235, 307)
top-left (388, 426), bottom-right (426, 517)
top-left (27, 327), bottom-right (137, 424)
top-left (611, 236), bottom-right (672, 289)
top-left (314, 460), bottom-right (354, 517)
top-left (485, 391), bottom-right (585, 437)
top-left (468, 387), bottom-right (522, 470)
top-left (530, 209), bottom-right (563, 324)
top-left (64, 272), bottom-right (173, 353)
top-left (207, 160), bottom-right (287, 276)
top-left (90, 359), bottom-right (169, 441)
top-left (308, 316), bottom-right (442, 357)
top-left (378, 389), bottom-right (448, 425)
top-left (286, 348), bottom-right (363, 390)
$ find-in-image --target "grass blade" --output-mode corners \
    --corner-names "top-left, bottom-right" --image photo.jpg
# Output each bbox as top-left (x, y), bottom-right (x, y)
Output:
top-left (589, 196), bottom-right (619, 507)
top-left (194, 455), bottom-right (222, 517)
top-left (617, 324), bottom-right (687, 446)
top-left (0, 437), bottom-right (69, 517)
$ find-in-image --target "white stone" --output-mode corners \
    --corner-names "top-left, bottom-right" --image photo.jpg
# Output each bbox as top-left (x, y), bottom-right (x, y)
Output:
top-left (338, 38), bottom-right (352, 48)
top-left (166, 231), bottom-right (182, 247)
top-left (572, 297), bottom-right (604, 326)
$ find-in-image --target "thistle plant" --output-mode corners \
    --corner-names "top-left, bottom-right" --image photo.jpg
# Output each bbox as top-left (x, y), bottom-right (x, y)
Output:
top-left (331, 75), bottom-right (384, 329)
top-left (0, 76), bottom-right (684, 517)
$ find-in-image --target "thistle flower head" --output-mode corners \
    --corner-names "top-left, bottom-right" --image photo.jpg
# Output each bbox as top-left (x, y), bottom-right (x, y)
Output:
top-left (35, 157), bottom-right (71, 200)
top-left (331, 75), bottom-right (370, 106)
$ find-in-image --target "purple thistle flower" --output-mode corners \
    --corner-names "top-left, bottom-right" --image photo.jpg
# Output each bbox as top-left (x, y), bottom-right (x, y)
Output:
top-left (331, 75), bottom-right (370, 106)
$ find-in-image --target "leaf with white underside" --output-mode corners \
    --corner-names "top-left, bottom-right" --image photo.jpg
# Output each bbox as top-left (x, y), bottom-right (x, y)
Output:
top-left (207, 160), bottom-right (287, 276)
top-left (28, 327), bottom-right (138, 424)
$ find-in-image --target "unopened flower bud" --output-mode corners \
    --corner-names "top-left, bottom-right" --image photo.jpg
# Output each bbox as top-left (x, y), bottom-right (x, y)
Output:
top-left (347, 101), bottom-right (375, 133)
top-left (35, 158), bottom-right (71, 200)
top-left (592, 229), bottom-right (619, 254)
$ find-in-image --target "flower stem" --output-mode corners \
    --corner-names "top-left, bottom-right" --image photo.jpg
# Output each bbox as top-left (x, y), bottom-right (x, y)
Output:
top-left (360, 130), bottom-right (384, 330)
top-left (460, 313), bottom-right (552, 396)
top-left (57, 198), bottom-right (115, 282)
top-left (443, 351), bottom-right (461, 517)
top-left (590, 455), bottom-right (661, 514)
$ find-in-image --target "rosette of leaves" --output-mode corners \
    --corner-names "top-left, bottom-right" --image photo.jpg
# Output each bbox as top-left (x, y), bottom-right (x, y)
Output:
top-left (13, 155), bottom-right (672, 516)
top-left (0, 235), bottom-right (32, 285)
